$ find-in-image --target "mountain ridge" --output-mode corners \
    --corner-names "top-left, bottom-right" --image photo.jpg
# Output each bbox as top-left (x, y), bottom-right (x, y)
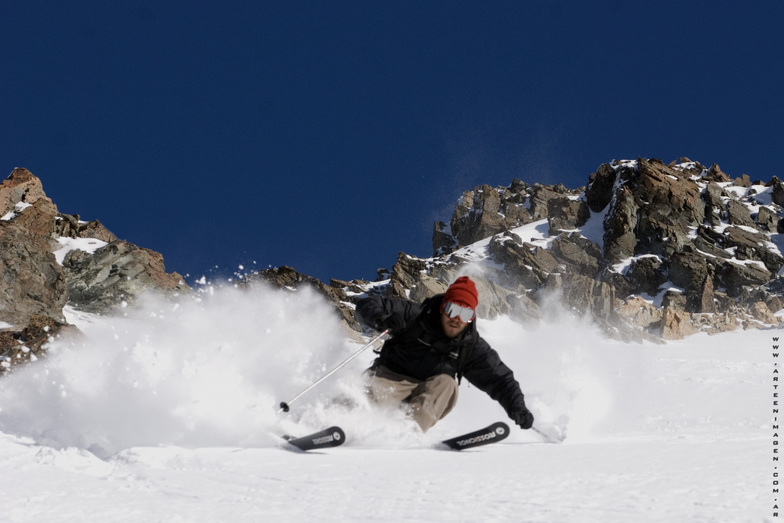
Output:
top-left (2, 158), bottom-right (784, 372)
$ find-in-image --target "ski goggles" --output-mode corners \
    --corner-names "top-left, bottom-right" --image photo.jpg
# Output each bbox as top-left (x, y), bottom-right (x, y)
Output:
top-left (442, 301), bottom-right (475, 323)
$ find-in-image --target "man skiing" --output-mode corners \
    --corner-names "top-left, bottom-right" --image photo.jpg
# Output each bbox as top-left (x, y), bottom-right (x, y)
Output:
top-left (354, 276), bottom-right (534, 432)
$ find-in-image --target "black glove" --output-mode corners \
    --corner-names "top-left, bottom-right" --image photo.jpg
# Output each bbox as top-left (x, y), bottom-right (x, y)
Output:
top-left (512, 408), bottom-right (534, 430)
top-left (380, 313), bottom-right (406, 333)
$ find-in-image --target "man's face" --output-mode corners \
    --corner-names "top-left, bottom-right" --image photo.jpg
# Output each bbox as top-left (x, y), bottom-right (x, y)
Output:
top-left (440, 310), bottom-right (470, 338)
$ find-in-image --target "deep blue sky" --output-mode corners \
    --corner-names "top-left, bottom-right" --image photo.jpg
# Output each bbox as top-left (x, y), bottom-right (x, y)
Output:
top-left (3, 2), bottom-right (782, 283)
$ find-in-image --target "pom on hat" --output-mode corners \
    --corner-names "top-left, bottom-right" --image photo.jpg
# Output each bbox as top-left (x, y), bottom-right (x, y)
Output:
top-left (444, 276), bottom-right (478, 310)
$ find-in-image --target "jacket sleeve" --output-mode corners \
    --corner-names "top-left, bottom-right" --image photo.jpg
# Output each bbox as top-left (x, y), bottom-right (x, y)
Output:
top-left (354, 295), bottom-right (422, 334)
top-left (462, 337), bottom-right (528, 418)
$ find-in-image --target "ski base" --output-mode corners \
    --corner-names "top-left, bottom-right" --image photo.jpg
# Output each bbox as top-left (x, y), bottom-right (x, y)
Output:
top-left (441, 421), bottom-right (510, 450)
top-left (283, 426), bottom-right (346, 451)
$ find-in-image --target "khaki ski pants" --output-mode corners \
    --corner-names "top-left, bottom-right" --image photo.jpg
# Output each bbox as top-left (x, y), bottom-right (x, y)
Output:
top-left (366, 365), bottom-right (459, 432)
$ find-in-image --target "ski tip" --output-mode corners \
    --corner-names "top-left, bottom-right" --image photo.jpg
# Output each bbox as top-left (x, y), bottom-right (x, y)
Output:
top-left (325, 426), bottom-right (346, 440)
top-left (284, 426), bottom-right (346, 452)
top-left (442, 421), bottom-right (510, 451)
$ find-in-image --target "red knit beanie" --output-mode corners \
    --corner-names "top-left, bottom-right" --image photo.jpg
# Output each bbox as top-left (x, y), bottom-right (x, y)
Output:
top-left (444, 276), bottom-right (478, 310)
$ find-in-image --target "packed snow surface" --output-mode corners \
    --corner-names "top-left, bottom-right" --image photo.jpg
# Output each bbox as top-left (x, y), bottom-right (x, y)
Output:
top-left (0, 284), bottom-right (775, 522)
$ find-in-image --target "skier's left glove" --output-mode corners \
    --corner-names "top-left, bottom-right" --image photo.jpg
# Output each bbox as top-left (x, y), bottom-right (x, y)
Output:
top-left (512, 408), bottom-right (534, 430)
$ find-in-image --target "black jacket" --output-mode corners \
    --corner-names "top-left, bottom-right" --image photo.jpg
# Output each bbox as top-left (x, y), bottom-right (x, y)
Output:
top-left (355, 294), bottom-right (528, 419)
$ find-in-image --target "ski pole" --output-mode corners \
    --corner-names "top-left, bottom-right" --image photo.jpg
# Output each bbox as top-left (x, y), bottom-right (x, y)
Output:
top-left (532, 426), bottom-right (562, 444)
top-left (277, 329), bottom-right (388, 414)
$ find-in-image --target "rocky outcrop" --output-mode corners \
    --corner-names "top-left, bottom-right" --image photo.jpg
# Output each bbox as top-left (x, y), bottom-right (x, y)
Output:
top-left (299, 157), bottom-right (784, 342)
top-left (0, 168), bottom-right (188, 373)
top-left (62, 240), bottom-right (186, 313)
top-left (0, 169), bottom-right (68, 326)
top-left (0, 221), bottom-right (67, 325)
top-left (434, 181), bottom-right (535, 254)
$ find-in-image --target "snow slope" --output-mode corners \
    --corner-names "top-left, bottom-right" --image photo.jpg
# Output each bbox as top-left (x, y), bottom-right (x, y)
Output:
top-left (0, 284), bottom-right (776, 522)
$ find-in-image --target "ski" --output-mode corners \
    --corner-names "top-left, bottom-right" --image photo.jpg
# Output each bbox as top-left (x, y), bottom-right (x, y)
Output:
top-left (283, 426), bottom-right (346, 451)
top-left (441, 421), bottom-right (510, 450)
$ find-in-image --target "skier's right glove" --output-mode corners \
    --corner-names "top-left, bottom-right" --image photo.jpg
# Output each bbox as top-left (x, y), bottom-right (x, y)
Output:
top-left (380, 313), bottom-right (406, 333)
top-left (512, 408), bottom-right (534, 430)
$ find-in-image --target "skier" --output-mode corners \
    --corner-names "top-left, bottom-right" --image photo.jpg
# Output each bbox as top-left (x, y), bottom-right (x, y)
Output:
top-left (354, 276), bottom-right (534, 432)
